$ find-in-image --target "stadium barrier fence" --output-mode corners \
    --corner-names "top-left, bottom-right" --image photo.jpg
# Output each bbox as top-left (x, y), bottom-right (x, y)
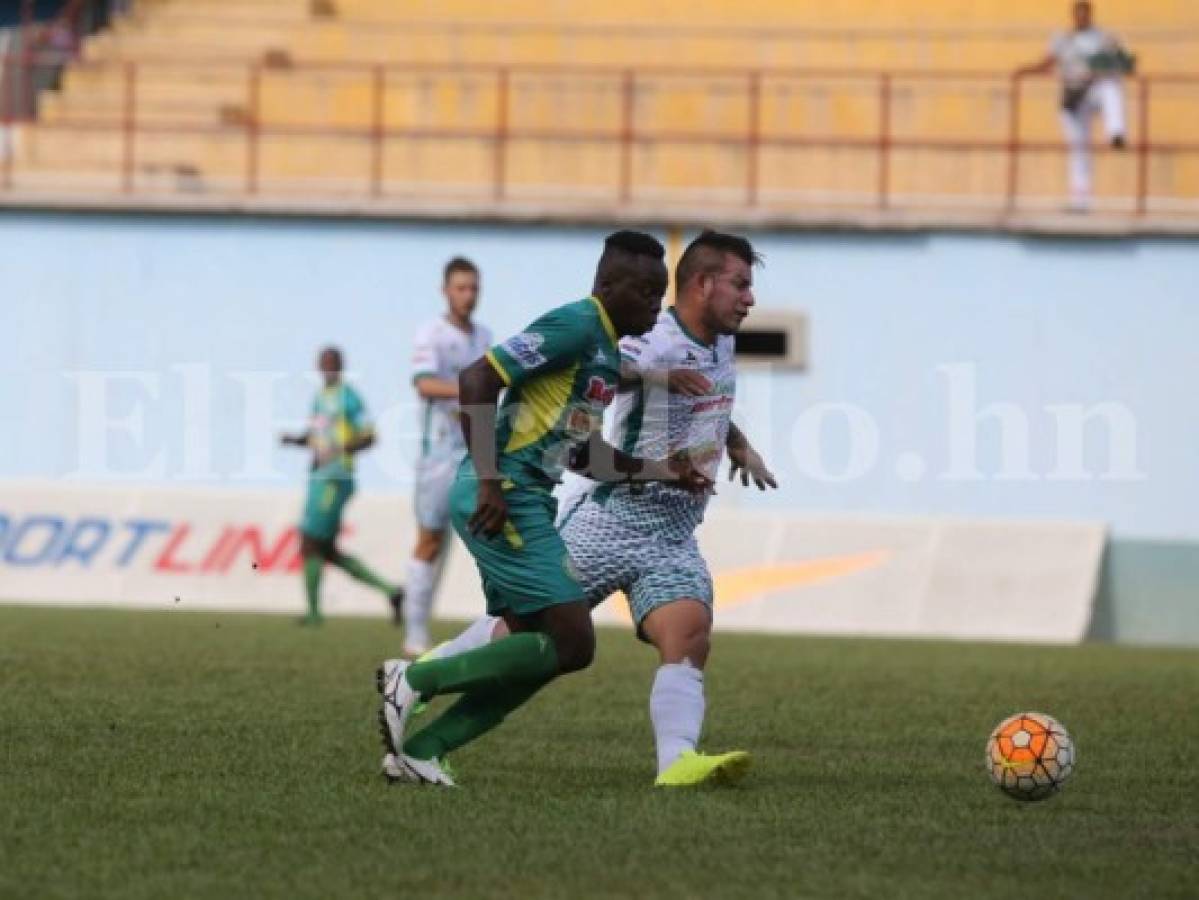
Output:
top-left (2, 55), bottom-right (1199, 214)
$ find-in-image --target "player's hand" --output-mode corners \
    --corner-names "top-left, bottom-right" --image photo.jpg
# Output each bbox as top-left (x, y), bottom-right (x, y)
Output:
top-left (667, 370), bottom-right (713, 396)
top-left (667, 455), bottom-right (715, 497)
top-left (469, 479), bottom-right (509, 538)
top-left (315, 445), bottom-right (340, 467)
top-left (728, 444), bottom-right (778, 491)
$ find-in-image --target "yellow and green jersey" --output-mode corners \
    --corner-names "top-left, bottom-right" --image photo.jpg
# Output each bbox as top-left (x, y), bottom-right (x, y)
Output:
top-left (485, 296), bottom-right (622, 486)
top-left (309, 382), bottom-right (372, 479)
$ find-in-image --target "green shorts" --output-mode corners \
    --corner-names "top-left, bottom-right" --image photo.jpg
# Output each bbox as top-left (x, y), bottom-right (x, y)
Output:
top-left (300, 473), bottom-right (354, 542)
top-left (449, 459), bottom-right (584, 618)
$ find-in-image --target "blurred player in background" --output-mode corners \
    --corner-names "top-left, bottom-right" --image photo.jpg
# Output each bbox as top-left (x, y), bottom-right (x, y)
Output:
top-left (376, 231), bottom-right (711, 786)
top-left (1020, 0), bottom-right (1133, 210)
top-left (407, 230), bottom-right (776, 787)
top-left (403, 257), bottom-right (492, 657)
top-left (281, 347), bottom-right (404, 626)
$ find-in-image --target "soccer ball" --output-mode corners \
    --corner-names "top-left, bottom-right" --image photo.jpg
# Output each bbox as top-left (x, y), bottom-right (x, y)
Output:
top-left (986, 712), bottom-right (1075, 801)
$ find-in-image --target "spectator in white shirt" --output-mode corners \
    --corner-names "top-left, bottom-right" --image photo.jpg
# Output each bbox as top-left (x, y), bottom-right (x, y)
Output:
top-left (1020, 1), bottom-right (1134, 210)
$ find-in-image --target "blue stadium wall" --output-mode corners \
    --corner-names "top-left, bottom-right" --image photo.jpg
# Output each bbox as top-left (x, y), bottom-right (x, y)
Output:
top-left (1, 210), bottom-right (1196, 644)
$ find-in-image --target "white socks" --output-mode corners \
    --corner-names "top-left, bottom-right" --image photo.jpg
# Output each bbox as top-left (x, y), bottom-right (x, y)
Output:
top-left (426, 615), bottom-right (501, 660)
top-left (650, 661), bottom-right (705, 774)
top-left (402, 558), bottom-right (437, 653)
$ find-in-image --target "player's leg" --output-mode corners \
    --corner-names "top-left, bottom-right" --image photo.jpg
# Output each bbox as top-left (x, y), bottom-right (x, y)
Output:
top-left (1059, 104), bottom-right (1093, 209)
top-left (323, 479), bottom-right (405, 614)
top-left (422, 614), bottom-right (506, 661)
top-left (404, 527), bottom-right (444, 654)
top-left (633, 546), bottom-right (750, 787)
top-left (398, 600), bottom-right (594, 766)
top-left (297, 474), bottom-right (343, 625)
top-left (298, 533), bottom-right (326, 625)
top-left (404, 455), bottom-right (457, 653)
top-left (1094, 78), bottom-right (1127, 146)
top-left (415, 489), bottom-right (627, 663)
top-left (642, 598), bottom-right (712, 768)
top-left (377, 467), bottom-right (593, 777)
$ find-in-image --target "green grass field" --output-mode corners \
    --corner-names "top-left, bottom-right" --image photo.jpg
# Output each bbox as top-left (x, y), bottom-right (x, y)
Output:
top-left (2, 605), bottom-right (1196, 899)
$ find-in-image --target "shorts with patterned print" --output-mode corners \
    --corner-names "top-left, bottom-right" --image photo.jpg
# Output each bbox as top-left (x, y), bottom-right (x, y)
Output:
top-left (558, 492), bottom-right (713, 637)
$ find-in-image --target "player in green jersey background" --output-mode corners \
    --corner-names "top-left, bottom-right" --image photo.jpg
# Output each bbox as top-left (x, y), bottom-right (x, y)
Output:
top-left (281, 347), bottom-right (404, 626)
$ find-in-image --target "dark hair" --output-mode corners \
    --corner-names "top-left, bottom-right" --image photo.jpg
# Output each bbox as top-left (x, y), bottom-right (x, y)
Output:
top-left (675, 229), bottom-right (761, 289)
top-left (603, 230), bottom-right (665, 261)
top-left (594, 230), bottom-right (666, 287)
top-left (319, 345), bottom-right (343, 364)
top-left (443, 256), bottom-right (479, 283)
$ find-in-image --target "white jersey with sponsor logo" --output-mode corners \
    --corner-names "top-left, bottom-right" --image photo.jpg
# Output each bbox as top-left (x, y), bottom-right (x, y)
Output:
top-left (411, 316), bottom-right (492, 461)
top-left (585, 307), bottom-right (736, 540)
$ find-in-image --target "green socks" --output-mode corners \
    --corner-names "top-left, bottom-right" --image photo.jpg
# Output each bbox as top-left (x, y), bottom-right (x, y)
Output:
top-left (403, 679), bottom-right (548, 761)
top-left (304, 553), bottom-right (397, 621)
top-left (303, 556), bottom-right (323, 619)
top-left (334, 554), bottom-right (398, 597)
top-left (406, 632), bottom-right (560, 698)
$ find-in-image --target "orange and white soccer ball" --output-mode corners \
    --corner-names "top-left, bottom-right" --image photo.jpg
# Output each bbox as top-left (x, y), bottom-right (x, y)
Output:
top-left (986, 712), bottom-right (1075, 801)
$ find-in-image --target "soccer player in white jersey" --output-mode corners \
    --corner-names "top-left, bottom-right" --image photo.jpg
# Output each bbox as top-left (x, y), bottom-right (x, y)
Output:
top-left (416, 231), bottom-right (776, 787)
top-left (1019, 1), bottom-right (1132, 210)
top-left (404, 257), bottom-right (493, 656)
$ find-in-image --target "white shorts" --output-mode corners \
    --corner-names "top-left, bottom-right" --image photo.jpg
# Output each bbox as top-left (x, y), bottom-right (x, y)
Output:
top-left (558, 493), bottom-right (713, 636)
top-left (414, 453), bottom-right (464, 531)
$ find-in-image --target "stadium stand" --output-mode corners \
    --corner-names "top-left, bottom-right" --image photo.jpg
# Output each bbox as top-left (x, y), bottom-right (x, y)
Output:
top-left (3, 0), bottom-right (1198, 215)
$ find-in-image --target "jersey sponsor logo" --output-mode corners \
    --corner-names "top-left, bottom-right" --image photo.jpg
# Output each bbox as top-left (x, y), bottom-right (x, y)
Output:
top-left (690, 395), bottom-right (735, 414)
top-left (502, 332), bottom-right (547, 370)
top-left (583, 376), bottom-right (617, 406)
top-left (565, 406), bottom-right (599, 440)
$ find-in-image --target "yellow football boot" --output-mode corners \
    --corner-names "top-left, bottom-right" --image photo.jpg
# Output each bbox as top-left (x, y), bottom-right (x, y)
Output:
top-left (654, 750), bottom-right (752, 787)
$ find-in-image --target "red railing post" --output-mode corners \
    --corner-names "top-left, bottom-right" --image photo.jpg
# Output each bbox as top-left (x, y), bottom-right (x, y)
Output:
top-left (493, 66), bottom-right (508, 201)
top-left (19, 18), bottom-right (33, 120)
top-left (619, 69), bottom-right (634, 204)
top-left (245, 63), bottom-right (260, 195)
top-left (877, 72), bottom-right (891, 210)
top-left (2, 56), bottom-right (13, 191)
top-left (746, 70), bottom-right (761, 207)
top-left (122, 61), bottom-right (135, 193)
top-left (370, 63), bottom-right (384, 199)
top-left (1136, 77), bottom-right (1151, 217)
top-left (1005, 72), bottom-right (1022, 212)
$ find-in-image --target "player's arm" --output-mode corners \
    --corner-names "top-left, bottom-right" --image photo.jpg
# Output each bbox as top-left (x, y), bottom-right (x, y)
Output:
top-left (619, 336), bottom-right (711, 396)
top-left (414, 375), bottom-right (459, 400)
top-left (726, 422), bottom-right (778, 491)
top-left (411, 324), bottom-right (459, 400)
top-left (458, 357), bottom-right (507, 535)
top-left (568, 430), bottom-right (711, 495)
top-left (339, 391), bottom-right (377, 457)
top-left (342, 428), bottom-right (376, 455)
top-left (619, 361), bottom-right (711, 396)
top-left (1017, 53), bottom-right (1056, 76)
top-left (280, 429), bottom-right (311, 447)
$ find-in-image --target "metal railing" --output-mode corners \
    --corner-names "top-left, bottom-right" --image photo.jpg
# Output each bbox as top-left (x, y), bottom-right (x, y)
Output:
top-left (3, 55), bottom-right (1199, 215)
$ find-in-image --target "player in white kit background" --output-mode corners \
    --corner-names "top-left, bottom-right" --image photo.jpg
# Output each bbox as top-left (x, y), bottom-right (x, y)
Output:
top-left (404, 257), bottom-right (493, 657)
top-left (1020, 1), bottom-right (1134, 210)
